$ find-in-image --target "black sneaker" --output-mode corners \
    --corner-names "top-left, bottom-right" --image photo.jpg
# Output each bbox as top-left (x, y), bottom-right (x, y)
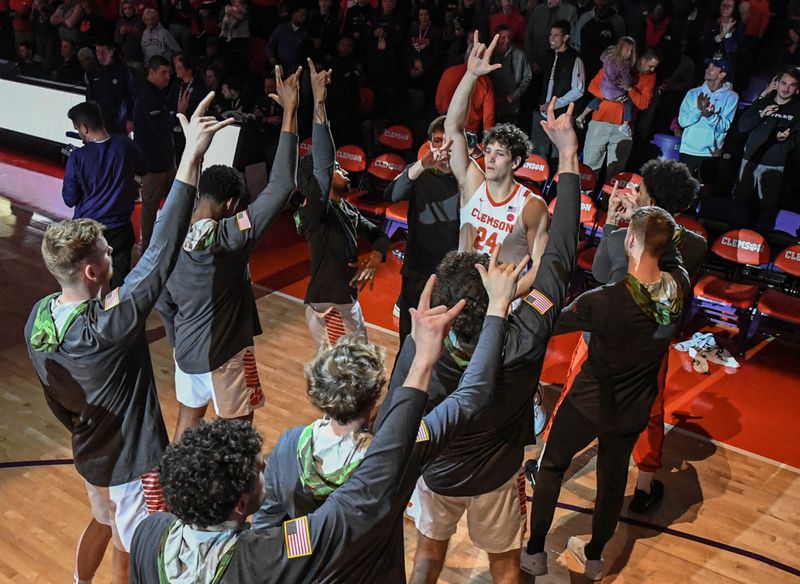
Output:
top-left (629, 479), bottom-right (664, 513)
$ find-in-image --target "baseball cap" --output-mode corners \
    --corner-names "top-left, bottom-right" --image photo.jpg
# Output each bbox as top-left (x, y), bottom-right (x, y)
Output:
top-left (705, 55), bottom-right (733, 76)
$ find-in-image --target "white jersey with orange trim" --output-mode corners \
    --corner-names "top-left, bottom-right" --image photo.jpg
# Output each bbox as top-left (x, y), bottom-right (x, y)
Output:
top-left (459, 181), bottom-right (540, 265)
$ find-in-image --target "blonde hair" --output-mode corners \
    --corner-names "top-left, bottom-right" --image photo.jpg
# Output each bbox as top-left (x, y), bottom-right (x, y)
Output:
top-left (142, 8), bottom-right (159, 22)
top-left (41, 219), bottom-right (105, 284)
top-left (603, 36), bottom-right (637, 67)
top-left (304, 334), bottom-right (386, 425)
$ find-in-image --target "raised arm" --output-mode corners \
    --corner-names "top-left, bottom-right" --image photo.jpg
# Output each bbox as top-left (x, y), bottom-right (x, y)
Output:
top-left (309, 281), bottom-right (466, 548)
top-left (93, 93), bottom-right (234, 343)
top-left (445, 31), bottom-right (499, 195)
top-left (504, 100), bottom-right (581, 364)
top-left (380, 250), bottom-right (526, 464)
top-left (217, 65), bottom-right (300, 250)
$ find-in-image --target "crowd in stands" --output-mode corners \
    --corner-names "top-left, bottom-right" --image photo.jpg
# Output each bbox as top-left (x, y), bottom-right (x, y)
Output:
top-left (2, 0), bottom-right (800, 237)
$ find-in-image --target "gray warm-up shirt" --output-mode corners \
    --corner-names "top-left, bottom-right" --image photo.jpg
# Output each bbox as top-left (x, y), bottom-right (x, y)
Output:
top-left (250, 316), bottom-right (506, 583)
top-left (156, 132), bottom-right (298, 373)
top-left (25, 179), bottom-right (196, 487)
top-left (130, 385), bottom-right (430, 583)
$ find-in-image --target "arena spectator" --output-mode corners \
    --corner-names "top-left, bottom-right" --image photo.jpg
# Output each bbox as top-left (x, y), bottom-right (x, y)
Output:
top-left (266, 3), bottom-right (308, 73)
top-left (525, 0), bottom-right (576, 75)
top-left (341, 0), bottom-right (371, 53)
top-left (52, 37), bottom-right (82, 82)
top-left (488, 0), bottom-right (523, 48)
top-left (677, 56), bottom-right (739, 180)
top-left (735, 68), bottom-right (800, 230)
top-left (85, 38), bottom-right (138, 134)
top-left (405, 4), bottom-right (441, 104)
top-left (490, 23), bottom-right (531, 124)
top-left (62, 101), bottom-right (144, 287)
top-left (697, 0), bottom-right (745, 62)
top-left (114, 0), bottom-right (145, 76)
top-left (307, 0), bottom-right (338, 62)
top-left (141, 8), bottom-right (181, 63)
top-left (30, 0), bottom-right (58, 71)
top-left (75, 0), bottom-right (100, 47)
top-left (531, 19), bottom-right (584, 160)
top-left (326, 35), bottom-right (363, 145)
top-left (171, 53), bottom-right (209, 118)
top-left (134, 55), bottom-right (176, 249)
top-left (573, 0), bottom-right (625, 80)
top-left (49, 0), bottom-right (82, 45)
top-left (582, 48), bottom-right (660, 178)
top-left (16, 39), bottom-right (44, 75)
top-left (435, 54), bottom-right (495, 134)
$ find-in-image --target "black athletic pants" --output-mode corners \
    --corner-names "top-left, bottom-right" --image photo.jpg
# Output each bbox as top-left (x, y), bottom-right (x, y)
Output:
top-left (529, 397), bottom-right (643, 559)
top-left (105, 223), bottom-right (135, 290)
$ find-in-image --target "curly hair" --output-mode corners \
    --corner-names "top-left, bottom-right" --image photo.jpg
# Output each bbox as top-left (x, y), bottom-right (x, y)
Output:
top-left (159, 420), bottom-right (263, 527)
top-left (482, 123), bottom-right (532, 169)
top-left (640, 159), bottom-right (698, 216)
top-left (432, 251), bottom-right (489, 344)
top-left (41, 219), bottom-right (105, 285)
top-left (198, 165), bottom-right (248, 206)
top-left (305, 334), bottom-right (386, 424)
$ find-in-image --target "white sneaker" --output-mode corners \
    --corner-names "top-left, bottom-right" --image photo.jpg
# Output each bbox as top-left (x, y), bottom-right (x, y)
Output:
top-left (534, 384), bottom-right (547, 435)
top-left (566, 536), bottom-right (605, 581)
top-left (520, 549), bottom-right (548, 576)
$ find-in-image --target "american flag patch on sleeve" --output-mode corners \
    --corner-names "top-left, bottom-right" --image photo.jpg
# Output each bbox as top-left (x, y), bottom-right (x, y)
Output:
top-left (284, 516), bottom-right (313, 559)
top-left (416, 420), bottom-right (430, 442)
top-left (236, 211), bottom-right (252, 231)
top-left (103, 288), bottom-right (120, 310)
top-left (524, 289), bottom-right (553, 315)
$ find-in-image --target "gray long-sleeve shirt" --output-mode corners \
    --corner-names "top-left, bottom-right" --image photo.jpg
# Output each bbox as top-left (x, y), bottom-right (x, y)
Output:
top-left (25, 178), bottom-right (196, 486)
top-left (156, 132), bottom-right (298, 373)
top-left (130, 385), bottom-right (429, 583)
top-left (252, 315), bottom-right (506, 583)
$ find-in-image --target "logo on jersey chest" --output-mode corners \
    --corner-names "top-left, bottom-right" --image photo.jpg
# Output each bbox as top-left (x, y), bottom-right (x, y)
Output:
top-left (471, 207), bottom-right (516, 233)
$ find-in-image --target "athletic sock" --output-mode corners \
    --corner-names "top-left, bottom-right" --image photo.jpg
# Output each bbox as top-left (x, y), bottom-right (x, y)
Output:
top-left (584, 540), bottom-right (603, 561)
top-left (527, 535), bottom-right (546, 555)
top-left (636, 471), bottom-right (654, 493)
top-left (74, 576), bottom-right (92, 584)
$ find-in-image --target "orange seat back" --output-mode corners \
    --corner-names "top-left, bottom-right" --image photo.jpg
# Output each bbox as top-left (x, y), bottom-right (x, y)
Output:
top-left (514, 154), bottom-right (549, 183)
top-left (368, 153), bottom-right (406, 182)
top-left (378, 125), bottom-right (413, 150)
top-left (335, 145), bottom-right (367, 174)
top-left (774, 244), bottom-right (800, 277)
top-left (710, 229), bottom-right (770, 266)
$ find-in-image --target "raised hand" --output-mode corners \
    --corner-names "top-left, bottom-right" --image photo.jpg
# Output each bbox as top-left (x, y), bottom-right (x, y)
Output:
top-left (607, 180), bottom-right (635, 224)
top-left (475, 245), bottom-right (529, 315)
top-left (307, 58), bottom-right (331, 104)
top-left (410, 275), bottom-right (466, 368)
top-left (467, 31), bottom-right (502, 77)
top-left (348, 251), bottom-right (382, 291)
top-left (268, 64), bottom-right (302, 111)
top-left (696, 92), bottom-right (710, 112)
top-left (539, 97), bottom-right (578, 155)
top-left (178, 91), bottom-right (236, 161)
top-left (777, 128), bottom-right (791, 142)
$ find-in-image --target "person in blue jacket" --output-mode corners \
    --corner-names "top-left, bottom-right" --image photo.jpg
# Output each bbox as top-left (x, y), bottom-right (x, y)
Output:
top-left (677, 56), bottom-right (739, 181)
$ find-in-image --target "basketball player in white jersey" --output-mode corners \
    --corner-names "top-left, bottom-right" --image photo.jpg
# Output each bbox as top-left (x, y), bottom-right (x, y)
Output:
top-left (444, 32), bottom-right (551, 435)
top-left (445, 32), bottom-right (550, 278)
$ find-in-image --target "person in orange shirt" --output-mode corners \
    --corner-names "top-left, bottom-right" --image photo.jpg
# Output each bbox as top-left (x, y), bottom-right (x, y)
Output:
top-left (582, 47), bottom-right (660, 177)
top-left (742, 0), bottom-right (770, 40)
top-left (435, 55), bottom-right (495, 134)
